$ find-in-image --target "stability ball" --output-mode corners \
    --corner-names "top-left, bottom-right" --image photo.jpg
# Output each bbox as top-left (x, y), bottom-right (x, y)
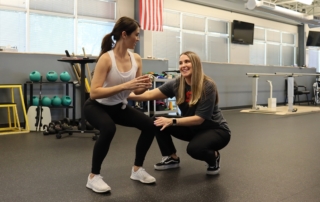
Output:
top-left (42, 96), bottom-right (51, 106)
top-left (32, 96), bottom-right (39, 106)
top-left (46, 71), bottom-right (58, 82)
top-left (28, 96), bottom-right (39, 106)
top-left (29, 71), bottom-right (41, 82)
top-left (60, 71), bottom-right (71, 82)
top-left (61, 95), bottom-right (72, 106)
top-left (51, 96), bottom-right (62, 106)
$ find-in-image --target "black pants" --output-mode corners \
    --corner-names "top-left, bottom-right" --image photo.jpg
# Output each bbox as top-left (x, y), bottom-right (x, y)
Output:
top-left (84, 99), bottom-right (155, 174)
top-left (154, 115), bottom-right (231, 166)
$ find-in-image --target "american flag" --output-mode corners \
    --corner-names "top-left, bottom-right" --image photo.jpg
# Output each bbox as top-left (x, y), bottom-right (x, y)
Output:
top-left (139, 0), bottom-right (163, 31)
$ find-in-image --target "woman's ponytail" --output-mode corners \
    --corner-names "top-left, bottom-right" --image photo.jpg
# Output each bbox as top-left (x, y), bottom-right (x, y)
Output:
top-left (96, 33), bottom-right (113, 62)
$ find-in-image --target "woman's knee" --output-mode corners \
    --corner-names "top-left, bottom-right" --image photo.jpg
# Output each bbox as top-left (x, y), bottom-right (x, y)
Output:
top-left (186, 144), bottom-right (202, 159)
top-left (150, 115), bottom-right (157, 122)
top-left (95, 124), bottom-right (116, 144)
top-left (138, 116), bottom-right (156, 131)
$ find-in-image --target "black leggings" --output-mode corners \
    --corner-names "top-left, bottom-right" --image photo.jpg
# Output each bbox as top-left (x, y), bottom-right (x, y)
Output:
top-left (154, 115), bottom-right (231, 166)
top-left (84, 99), bottom-right (155, 174)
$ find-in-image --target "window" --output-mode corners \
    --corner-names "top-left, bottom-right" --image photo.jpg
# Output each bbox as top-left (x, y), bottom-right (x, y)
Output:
top-left (0, 0), bottom-right (116, 55)
top-left (153, 29), bottom-right (180, 70)
top-left (77, 20), bottom-right (114, 56)
top-left (0, 10), bottom-right (26, 51)
top-left (250, 42), bottom-right (265, 65)
top-left (267, 30), bottom-right (281, 43)
top-left (0, 0), bottom-right (25, 8)
top-left (182, 14), bottom-right (205, 32)
top-left (29, 14), bottom-right (74, 54)
top-left (153, 10), bottom-right (229, 70)
top-left (267, 43), bottom-right (280, 65)
top-left (163, 10), bottom-right (180, 28)
top-left (182, 32), bottom-right (206, 61)
top-left (254, 27), bottom-right (265, 41)
top-left (207, 36), bottom-right (228, 63)
top-left (307, 48), bottom-right (319, 71)
top-left (282, 45), bottom-right (295, 66)
top-left (250, 26), bottom-right (296, 66)
top-left (155, 10), bottom-right (297, 68)
top-left (29, 0), bottom-right (74, 14)
top-left (78, 0), bottom-right (115, 19)
top-left (208, 19), bottom-right (228, 34)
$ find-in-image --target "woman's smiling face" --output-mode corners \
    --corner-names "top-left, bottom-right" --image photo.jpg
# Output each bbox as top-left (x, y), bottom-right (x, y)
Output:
top-left (179, 54), bottom-right (193, 79)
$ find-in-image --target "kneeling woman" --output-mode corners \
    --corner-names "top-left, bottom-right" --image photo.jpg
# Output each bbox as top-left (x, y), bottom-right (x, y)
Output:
top-left (129, 51), bottom-right (231, 175)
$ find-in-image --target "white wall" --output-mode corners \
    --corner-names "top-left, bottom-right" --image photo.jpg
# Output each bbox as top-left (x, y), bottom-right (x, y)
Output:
top-left (117, 0), bottom-right (134, 19)
top-left (142, 0), bottom-right (298, 58)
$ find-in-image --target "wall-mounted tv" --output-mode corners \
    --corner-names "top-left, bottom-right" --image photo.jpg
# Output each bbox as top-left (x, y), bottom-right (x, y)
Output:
top-left (231, 20), bottom-right (254, 45)
top-left (306, 31), bottom-right (320, 46)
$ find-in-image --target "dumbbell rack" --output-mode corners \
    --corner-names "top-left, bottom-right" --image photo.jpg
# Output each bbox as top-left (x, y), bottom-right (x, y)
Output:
top-left (23, 81), bottom-right (76, 124)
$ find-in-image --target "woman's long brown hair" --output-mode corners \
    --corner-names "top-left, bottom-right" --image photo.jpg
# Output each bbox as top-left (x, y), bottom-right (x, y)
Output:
top-left (176, 51), bottom-right (219, 106)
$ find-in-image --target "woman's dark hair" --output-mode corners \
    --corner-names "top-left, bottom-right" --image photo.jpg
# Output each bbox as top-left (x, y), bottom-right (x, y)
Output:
top-left (96, 16), bottom-right (140, 61)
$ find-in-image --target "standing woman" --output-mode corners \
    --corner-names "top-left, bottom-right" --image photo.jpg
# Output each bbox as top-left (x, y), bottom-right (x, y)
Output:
top-left (84, 16), bottom-right (156, 193)
top-left (129, 51), bottom-right (231, 175)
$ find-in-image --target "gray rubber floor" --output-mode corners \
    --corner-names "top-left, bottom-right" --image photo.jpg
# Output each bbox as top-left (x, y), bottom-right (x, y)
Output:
top-left (1, 108), bottom-right (320, 202)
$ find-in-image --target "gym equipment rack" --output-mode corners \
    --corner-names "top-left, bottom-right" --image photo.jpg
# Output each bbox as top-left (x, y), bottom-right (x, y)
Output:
top-left (57, 58), bottom-right (99, 140)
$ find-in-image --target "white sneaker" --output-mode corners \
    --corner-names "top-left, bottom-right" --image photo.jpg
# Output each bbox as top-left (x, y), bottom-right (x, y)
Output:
top-left (86, 174), bottom-right (111, 193)
top-left (130, 167), bottom-right (156, 184)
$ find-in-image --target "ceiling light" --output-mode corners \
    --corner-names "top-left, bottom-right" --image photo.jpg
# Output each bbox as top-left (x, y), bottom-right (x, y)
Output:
top-left (296, 0), bottom-right (313, 5)
top-left (245, 0), bottom-right (320, 26)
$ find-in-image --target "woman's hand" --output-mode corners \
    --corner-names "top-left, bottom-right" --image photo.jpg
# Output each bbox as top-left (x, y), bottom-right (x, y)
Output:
top-left (154, 117), bottom-right (173, 131)
top-left (122, 75), bottom-right (152, 90)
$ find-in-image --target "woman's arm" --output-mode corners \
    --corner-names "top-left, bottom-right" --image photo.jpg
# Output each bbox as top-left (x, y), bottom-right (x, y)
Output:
top-left (128, 88), bottom-right (168, 101)
top-left (154, 115), bottom-right (204, 131)
top-left (90, 53), bottom-right (150, 100)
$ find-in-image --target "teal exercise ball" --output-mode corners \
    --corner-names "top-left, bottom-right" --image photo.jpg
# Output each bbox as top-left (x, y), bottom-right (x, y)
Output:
top-left (51, 96), bottom-right (62, 106)
top-left (61, 95), bottom-right (72, 106)
top-left (32, 96), bottom-right (39, 106)
top-left (42, 96), bottom-right (51, 106)
top-left (60, 71), bottom-right (71, 82)
top-left (46, 71), bottom-right (58, 82)
top-left (29, 71), bottom-right (41, 82)
top-left (28, 96), bottom-right (39, 106)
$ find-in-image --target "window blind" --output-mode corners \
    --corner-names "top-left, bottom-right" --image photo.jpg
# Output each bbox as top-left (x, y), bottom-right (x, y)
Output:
top-left (0, 10), bottom-right (26, 51)
top-left (29, 13), bottom-right (74, 54)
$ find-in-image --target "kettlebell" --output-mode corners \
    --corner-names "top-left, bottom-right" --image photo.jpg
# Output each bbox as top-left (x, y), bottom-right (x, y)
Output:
top-left (60, 71), bottom-right (71, 82)
top-left (61, 95), bottom-right (72, 106)
top-left (43, 122), bottom-right (56, 135)
top-left (51, 96), bottom-right (62, 106)
top-left (54, 121), bottom-right (62, 132)
top-left (48, 122), bottom-right (57, 134)
top-left (43, 125), bottom-right (50, 135)
top-left (42, 96), bottom-right (52, 106)
top-left (46, 71), bottom-right (58, 82)
top-left (29, 71), bottom-right (41, 82)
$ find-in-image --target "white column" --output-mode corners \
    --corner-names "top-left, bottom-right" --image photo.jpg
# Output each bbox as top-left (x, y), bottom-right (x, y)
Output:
top-left (252, 77), bottom-right (259, 109)
top-left (287, 77), bottom-right (294, 112)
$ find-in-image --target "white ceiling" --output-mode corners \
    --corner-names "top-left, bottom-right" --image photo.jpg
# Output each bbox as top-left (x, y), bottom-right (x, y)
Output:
top-left (180, 0), bottom-right (320, 25)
